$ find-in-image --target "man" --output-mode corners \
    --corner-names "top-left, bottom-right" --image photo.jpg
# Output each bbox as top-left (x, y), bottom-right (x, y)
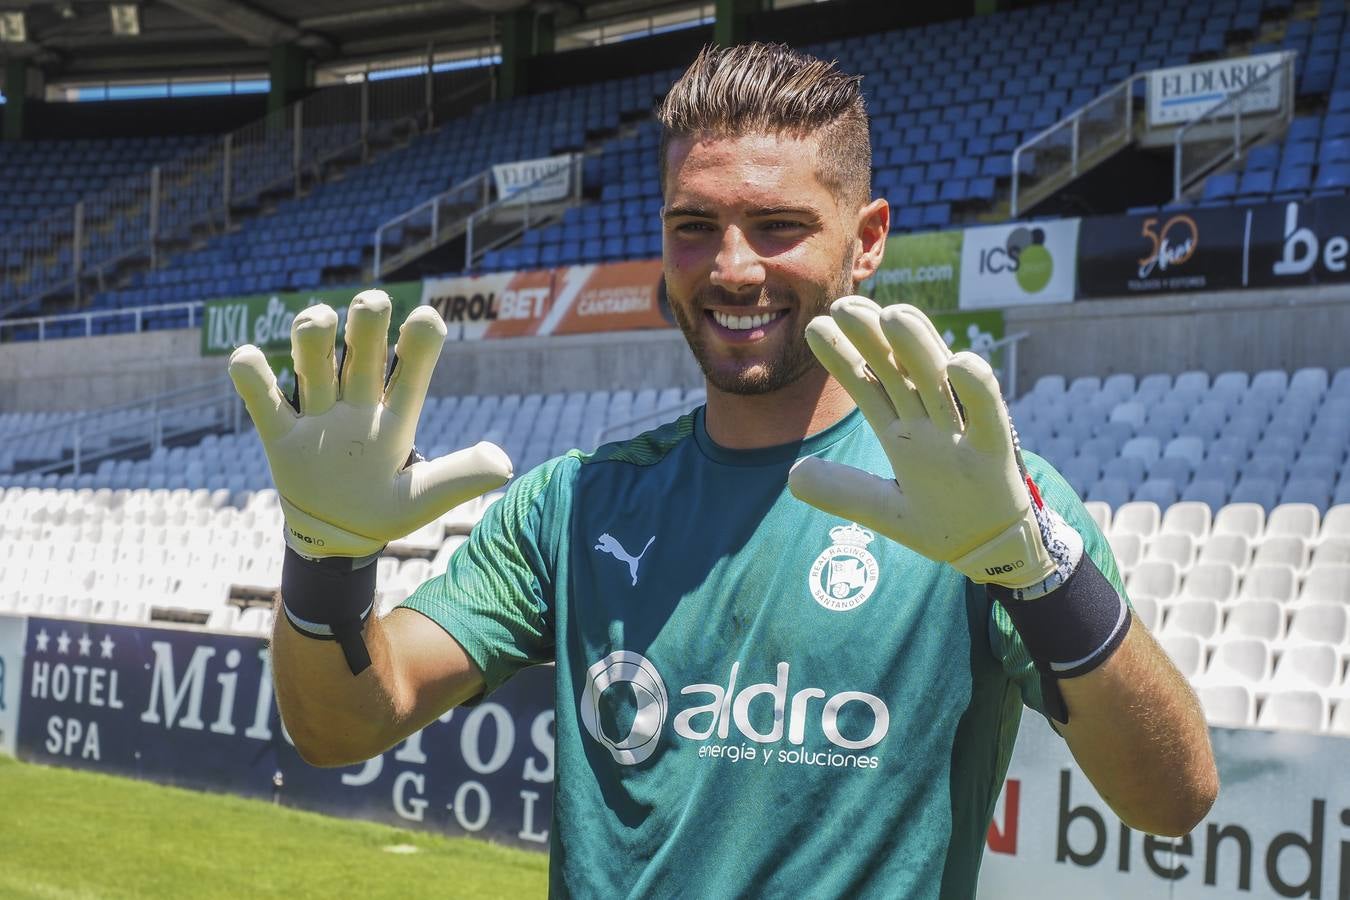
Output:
top-left (229, 42), bottom-right (1216, 898)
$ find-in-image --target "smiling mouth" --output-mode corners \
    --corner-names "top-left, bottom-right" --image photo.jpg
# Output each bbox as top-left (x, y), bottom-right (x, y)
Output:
top-left (708, 309), bottom-right (789, 331)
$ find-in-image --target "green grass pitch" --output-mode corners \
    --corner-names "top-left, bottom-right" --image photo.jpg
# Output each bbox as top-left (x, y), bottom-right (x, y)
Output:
top-left (0, 755), bottom-right (548, 899)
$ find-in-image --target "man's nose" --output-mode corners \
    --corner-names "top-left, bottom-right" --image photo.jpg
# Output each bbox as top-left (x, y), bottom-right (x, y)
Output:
top-left (709, 227), bottom-right (765, 294)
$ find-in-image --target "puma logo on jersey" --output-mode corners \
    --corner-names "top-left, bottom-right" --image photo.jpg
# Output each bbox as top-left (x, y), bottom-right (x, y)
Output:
top-left (595, 533), bottom-right (655, 586)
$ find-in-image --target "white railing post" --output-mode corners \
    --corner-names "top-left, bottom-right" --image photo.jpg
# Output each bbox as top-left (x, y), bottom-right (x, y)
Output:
top-left (374, 225), bottom-right (384, 279)
top-left (466, 215), bottom-right (476, 268)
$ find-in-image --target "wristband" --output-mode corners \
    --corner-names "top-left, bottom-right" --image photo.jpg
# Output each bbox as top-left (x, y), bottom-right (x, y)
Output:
top-left (990, 553), bottom-right (1132, 725)
top-left (281, 545), bottom-right (382, 675)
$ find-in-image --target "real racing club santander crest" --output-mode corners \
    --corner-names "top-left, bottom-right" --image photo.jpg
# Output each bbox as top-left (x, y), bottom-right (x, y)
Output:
top-left (808, 523), bottom-right (880, 612)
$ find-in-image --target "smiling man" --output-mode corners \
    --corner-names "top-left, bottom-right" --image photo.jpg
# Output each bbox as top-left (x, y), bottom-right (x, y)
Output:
top-left (230, 42), bottom-right (1217, 899)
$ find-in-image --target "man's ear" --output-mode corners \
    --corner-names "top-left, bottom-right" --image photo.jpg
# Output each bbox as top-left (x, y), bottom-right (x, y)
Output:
top-left (852, 197), bottom-right (889, 284)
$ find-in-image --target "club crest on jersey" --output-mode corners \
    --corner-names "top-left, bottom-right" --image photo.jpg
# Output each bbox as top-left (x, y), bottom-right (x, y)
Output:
top-left (808, 523), bottom-right (880, 612)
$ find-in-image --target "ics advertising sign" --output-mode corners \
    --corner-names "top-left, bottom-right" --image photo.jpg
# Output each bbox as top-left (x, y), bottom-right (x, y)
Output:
top-left (15, 618), bottom-right (556, 848)
top-left (959, 220), bottom-right (1079, 309)
top-left (979, 715), bottom-right (1350, 899)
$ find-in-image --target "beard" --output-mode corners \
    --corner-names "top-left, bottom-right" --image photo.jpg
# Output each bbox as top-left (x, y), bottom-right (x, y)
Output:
top-left (669, 248), bottom-right (857, 396)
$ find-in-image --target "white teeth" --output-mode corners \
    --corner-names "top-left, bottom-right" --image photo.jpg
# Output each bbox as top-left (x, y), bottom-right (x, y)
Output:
top-left (713, 310), bottom-right (779, 330)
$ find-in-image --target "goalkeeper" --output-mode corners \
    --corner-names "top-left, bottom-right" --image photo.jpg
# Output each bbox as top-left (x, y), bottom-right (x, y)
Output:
top-left (230, 42), bottom-right (1216, 899)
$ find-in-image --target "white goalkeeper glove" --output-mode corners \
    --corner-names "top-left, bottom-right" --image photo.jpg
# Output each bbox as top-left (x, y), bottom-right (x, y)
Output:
top-left (789, 296), bottom-right (1078, 591)
top-left (228, 289), bottom-right (513, 561)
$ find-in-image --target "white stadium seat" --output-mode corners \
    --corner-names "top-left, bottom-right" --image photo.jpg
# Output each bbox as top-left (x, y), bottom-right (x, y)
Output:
top-left (1214, 503), bottom-right (1266, 542)
top-left (1127, 560), bottom-right (1181, 602)
top-left (1158, 634), bottom-right (1205, 680)
top-left (1161, 599), bottom-right (1221, 642)
top-left (1257, 690), bottom-right (1328, 733)
top-left (1160, 501), bottom-right (1212, 541)
top-left (1202, 638), bottom-right (1273, 688)
top-left (1197, 534), bottom-right (1253, 574)
top-left (1222, 601), bottom-right (1285, 643)
top-left (1199, 684), bottom-right (1256, 727)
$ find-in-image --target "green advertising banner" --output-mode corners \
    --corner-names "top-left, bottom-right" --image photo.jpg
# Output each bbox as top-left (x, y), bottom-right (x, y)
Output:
top-left (930, 310), bottom-right (1009, 389)
top-left (929, 310), bottom-right (1003, 354)
top-left (200, 283), bottom-right (423, 356)
top-left (863, 229), bottom-right (963, 312)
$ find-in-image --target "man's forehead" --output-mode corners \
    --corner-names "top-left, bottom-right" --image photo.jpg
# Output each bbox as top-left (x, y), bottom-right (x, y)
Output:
top-left (664, 131), bottom-right (832, 205)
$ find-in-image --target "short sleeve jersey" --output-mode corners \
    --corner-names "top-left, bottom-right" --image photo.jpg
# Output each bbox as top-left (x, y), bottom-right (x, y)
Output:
top-left (403, 405), bottom-right (1125, 900)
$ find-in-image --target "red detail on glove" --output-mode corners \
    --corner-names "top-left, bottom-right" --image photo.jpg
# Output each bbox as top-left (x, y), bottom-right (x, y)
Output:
top-left (1025, 474), bottom-right (1044, 510)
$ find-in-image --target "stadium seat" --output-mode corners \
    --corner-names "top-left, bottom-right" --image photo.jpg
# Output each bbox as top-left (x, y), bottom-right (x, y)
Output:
top-left (1160, 501), bottom-right (1212, 539)
top-left (1201, 637), bottom-right (1272, 687)
top-left (1213, 503), bottom-right (1266, 541)
top-left (1158, 633), bottom-right (1205, 680)
top-left (1257, 690), bottom-right (1328, 733)
top-left (1198, 684), bottom-right (1256, 727)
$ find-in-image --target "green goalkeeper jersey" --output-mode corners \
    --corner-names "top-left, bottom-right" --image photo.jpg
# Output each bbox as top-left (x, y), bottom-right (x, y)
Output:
top-left (404, 405), bottom-right (1124, 899)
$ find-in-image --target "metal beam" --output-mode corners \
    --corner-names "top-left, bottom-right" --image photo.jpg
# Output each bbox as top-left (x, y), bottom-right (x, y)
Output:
top-left (156, 0), bottom-right (306, 47)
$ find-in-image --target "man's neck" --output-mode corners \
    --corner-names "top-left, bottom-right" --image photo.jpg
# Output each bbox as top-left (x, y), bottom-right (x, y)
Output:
top-left (702, 368), bottom-right (857, 450)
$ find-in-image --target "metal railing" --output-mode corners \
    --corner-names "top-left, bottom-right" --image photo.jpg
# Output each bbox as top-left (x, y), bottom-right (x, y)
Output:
top-left (1012, 73), bottom-right (1147, 218)
top-left (0, 67), bottom-right (491, 319)
top-left (373, 170), bottom-right (494, 279)
top-left (0, 300), bottom-right (205, 342)
top-left (1172, 51), bottom-right (1296, 203)
top-left (374, 152), bottom-right (583, 278)
top-left (1, 377), bottom-right (241, 477)
top-left (465, 154), bottom-right (584, 268)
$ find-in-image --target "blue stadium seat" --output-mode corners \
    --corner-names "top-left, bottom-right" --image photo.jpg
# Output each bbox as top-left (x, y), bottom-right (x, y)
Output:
top-left (1202, 172), bottom-right (1238, 200)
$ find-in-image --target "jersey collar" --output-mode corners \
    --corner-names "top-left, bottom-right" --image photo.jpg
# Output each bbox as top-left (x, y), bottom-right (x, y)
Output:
top-left (693, 405), bottom-right (865, 467)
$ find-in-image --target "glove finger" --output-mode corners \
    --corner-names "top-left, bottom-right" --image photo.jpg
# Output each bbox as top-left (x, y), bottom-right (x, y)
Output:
top-left (290, 304), bottom-right (339, 417)
top-left (227, 344), bottom-right (296, 444)
top-left (384, 306), bottom-right (448, 425)
top-left (804, 316), bottom-right (898, 435)
top-left (399, 442), bottom-right (514, 531)
top-left (339, 290), bottom-right (393, 407)
top-left (831, 296), bottom-right (927, 422)
top-left (947, 351), bottom-right (1014, 456)
top-left (788, 457), bottom-right (914, 545)
top-left (880, 304), bottom-right (961, 436)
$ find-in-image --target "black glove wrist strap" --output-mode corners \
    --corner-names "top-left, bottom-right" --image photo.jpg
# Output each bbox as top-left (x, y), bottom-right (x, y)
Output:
top-left (281, 545), bottom-right (382, 676)
top-left (990, 554), bottom-right (1132, 725)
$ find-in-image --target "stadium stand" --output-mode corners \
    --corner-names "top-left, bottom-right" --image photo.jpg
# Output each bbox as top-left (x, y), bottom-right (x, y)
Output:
top-left (9, 0), bottom-right (1349, 337)
top-left (1, 361), bottom-right (1348, 736)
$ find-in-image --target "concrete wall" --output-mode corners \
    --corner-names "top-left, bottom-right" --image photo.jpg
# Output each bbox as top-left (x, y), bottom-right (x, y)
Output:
top-left (1, 285), bottom-right (1346, 413)
top-left (0, 328), bottom-right (220, 413)
top-left (1006, 284), bottom-right (1350, 391)
top-left (0, 326), bottom-right (702, 413)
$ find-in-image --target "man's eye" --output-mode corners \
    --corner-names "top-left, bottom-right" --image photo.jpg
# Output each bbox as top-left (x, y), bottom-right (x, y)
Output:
top-left (763, 221), bottom-right (806, 231)
top-left (672, 221), bottom-right (714, 233)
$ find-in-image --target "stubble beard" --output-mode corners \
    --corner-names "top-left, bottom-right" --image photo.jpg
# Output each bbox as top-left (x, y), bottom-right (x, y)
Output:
top-left (671, 251), bottom-right (857, 396)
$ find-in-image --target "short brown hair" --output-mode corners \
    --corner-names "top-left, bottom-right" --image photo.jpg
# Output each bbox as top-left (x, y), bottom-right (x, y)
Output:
top-left (656, 42), bottom-right (871, 208)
